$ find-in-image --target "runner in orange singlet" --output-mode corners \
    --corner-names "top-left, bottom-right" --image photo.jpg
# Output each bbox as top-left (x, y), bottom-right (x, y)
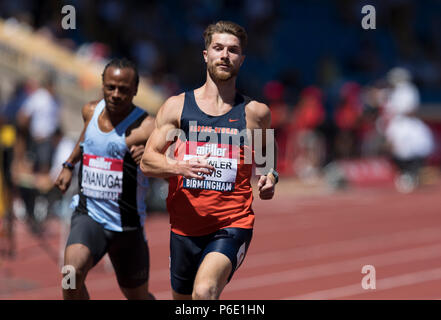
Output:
top-left (140, 21), bottom-right (278, 300)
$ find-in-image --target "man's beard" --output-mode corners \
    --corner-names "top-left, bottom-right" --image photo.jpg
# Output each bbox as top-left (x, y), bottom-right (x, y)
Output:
top-left (207, 62), bottom-right (239, 81)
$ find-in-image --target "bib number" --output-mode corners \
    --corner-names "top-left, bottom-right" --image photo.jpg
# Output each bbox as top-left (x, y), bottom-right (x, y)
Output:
top-left (183, 142), bottom-right (238, 192)
top-left (81, 154), bottom-right (123, 200)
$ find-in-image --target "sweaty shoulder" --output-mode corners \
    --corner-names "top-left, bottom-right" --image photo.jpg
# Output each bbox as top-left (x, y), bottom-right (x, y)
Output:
top-left (245, 100), bottom-right (271, 129)
top-left (82, 100), bottom-right (100, 123)
top-left (156, 93), bottom-right (185, 128)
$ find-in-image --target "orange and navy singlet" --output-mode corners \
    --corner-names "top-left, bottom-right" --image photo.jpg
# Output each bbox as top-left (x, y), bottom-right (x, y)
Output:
top-left (167, 91), bottom-right (255, 236)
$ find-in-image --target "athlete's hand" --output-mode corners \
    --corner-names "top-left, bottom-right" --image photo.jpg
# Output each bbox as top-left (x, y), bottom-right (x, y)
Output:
top-left (130, 145), bottom-right (145, 165)
top-left (257, 174), bottom-right (276, 200)
top-left (179, 153), bottom-right (214, 180)
top-left (54, 168), bottom-right (73, 194)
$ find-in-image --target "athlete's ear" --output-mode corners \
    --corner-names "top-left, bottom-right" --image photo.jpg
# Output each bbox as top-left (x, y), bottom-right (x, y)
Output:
top-left (203, 50), bottom-right (208, 63)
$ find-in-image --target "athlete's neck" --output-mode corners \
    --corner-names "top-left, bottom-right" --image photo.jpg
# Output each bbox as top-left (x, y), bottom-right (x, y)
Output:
top-left (104, 104), bottom-right (135, 126)
top-left (201, 72), bottom-right (237, 106)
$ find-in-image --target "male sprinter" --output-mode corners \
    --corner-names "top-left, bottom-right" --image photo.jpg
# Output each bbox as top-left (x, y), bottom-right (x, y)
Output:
top-left (55, 58), bottom-right (155, 299)
top-left (140, 21), bottom-right (278, 299)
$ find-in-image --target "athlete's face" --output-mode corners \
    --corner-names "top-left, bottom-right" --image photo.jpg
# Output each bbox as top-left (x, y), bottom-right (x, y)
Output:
top-left (102, 67), bottom-right (137, 114)
top-left (204, 33), bottom-right (245, 82)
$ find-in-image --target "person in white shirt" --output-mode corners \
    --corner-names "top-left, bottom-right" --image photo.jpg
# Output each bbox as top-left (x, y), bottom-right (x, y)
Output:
top-left (384, 67), bottom-right (420, 117)
top-left (385, 115), bottom-right (434, 164)
top-left (382, 68), bottom-right (435, 192)
top-left (13, 74), bottom-right (61, 234)
top-left (17, 74), bottom-right (61, 174)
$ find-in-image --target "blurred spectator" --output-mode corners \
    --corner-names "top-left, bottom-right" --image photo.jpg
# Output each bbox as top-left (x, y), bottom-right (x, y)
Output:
top-left (334, 82), bottom-right (363, 159)
top-left (358, 82), bottom-right (388, 157)
top-left (0, 79), bottom-right (35, 257)
top-left (380, 68), bottom-right (435, 192)
top-left (47, 128), bottom-right (77, 266)
top-left (28, 127), bottom-right (76, 193)
top-left (0, 79), bottom-right (35, 126)
top-left (385, 114), bottom-right (434, 193)
top-left (244, 0), bottom-right (275, 31)
top-left (131, 36), bottom-right (160, 75)
top-left (263, 82), bottom-right (288, 123)
top-left (263, 80), bottom-right (290, 173)
top-left (384, 67), bottom-right (420, 117)
top-left (35, 127), bottom-right (77, 223)
top-left (290, 86), bottom-right (325, 132)
top-left (13, 74), bottom-right (61, 233)
top-left (76, 42), bottom-right (111, 63)
top-left (16, 73), bottom-right (61, 175)
top-left (287, 86), bottom-right (326, 180)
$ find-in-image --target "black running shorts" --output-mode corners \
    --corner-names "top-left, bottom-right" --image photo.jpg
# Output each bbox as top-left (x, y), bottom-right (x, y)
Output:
top-left (66, 211), bottom-right (150, 288)
top-left (170, 227), bottom-right (253, 295)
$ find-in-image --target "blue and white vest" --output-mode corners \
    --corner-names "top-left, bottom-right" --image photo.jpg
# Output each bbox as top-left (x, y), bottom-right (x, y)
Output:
top-left (73, 100), bottom-right (149, 232)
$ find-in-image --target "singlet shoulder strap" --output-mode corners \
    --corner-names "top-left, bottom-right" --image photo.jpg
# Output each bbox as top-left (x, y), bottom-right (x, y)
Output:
top-left (184, 90), bottom-right (198, 112)
top-left (115, 106), bottom-right (146, 134)
top-left (91, 99), bottom-right (106, 122)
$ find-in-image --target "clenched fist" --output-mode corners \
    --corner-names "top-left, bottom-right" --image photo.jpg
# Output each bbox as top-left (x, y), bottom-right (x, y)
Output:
top-left (54, 168), bottom-right (73, 194)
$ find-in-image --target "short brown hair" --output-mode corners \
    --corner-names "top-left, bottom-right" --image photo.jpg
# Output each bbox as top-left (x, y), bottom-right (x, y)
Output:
top-left (203, 21), bottom-right (247, 52)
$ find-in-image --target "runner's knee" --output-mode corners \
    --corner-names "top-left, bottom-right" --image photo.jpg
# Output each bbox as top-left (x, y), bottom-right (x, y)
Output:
top-left (64, 244), bottom-right (93, 281)
top-left (192, 281), bottom-right (220, 300)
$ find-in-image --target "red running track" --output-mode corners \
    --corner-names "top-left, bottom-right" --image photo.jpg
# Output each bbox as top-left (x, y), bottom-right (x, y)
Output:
top-left (1, 178), bottom-right (441, 300)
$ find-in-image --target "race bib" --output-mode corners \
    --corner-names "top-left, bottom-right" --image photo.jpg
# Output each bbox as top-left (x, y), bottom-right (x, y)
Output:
top-left (183, 142), bottom-right (239, 192)
top-left (81, 154), bottom-right (123, 200)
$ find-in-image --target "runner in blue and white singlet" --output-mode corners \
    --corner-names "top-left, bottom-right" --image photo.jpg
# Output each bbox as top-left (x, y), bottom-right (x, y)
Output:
top-left (55, 59), bottom-right (156, 300)
top-left (75, 99), bottom-right (149, 232)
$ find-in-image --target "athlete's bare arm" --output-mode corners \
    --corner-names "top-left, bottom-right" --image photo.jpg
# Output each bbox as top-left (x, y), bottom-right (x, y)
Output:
top-left (246, 101), bottom-right (277, 200)
top-left (54, 101), bottom-right (98, 193)
top-left (126, 114), bottom-right (155, 164)
top-left (140, 94), bottom-right (214, 179)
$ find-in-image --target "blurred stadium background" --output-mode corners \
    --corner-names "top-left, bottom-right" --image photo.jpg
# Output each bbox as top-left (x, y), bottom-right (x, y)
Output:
top-left (1, 0), bottom-right (441, 300)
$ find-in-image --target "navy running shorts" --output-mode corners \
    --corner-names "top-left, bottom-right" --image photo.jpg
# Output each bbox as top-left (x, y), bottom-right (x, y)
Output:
top-left (66, 211), bottom-right (150, 288)
top-left (170, 227), bottom-right (253, 295)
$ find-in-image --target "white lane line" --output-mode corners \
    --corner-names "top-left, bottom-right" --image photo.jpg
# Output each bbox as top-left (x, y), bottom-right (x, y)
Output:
top-left (245, 227), bottom-right (441, 269)
top-left (286, 267), bottom-right (441, 300)
top-left (6, 227), bottom-right (441, 299)
top-left (0, 268), bottom-right (171, 299)
top-left (151, 242), bottom-right (441, 298)
top-left (225, 243), bottom-right (441, 293)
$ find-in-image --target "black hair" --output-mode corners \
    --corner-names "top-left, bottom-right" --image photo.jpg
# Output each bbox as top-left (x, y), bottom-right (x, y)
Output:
top-left (102, 58), bottom-right (139, 87)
